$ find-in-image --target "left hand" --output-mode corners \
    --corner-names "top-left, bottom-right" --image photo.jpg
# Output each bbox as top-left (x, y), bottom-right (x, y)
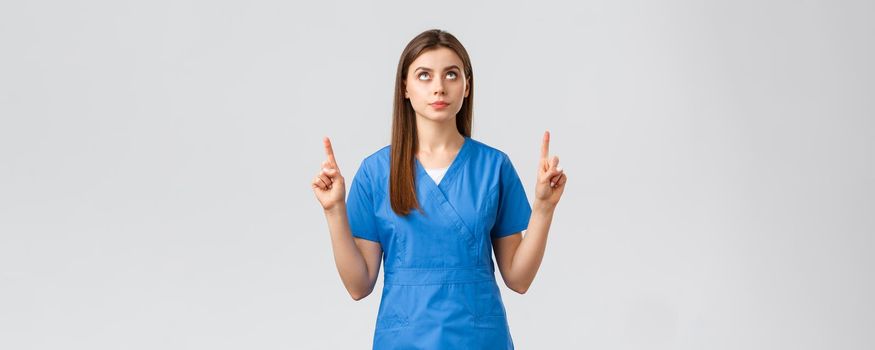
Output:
top-left (534, 130), bottom-right (567, 206)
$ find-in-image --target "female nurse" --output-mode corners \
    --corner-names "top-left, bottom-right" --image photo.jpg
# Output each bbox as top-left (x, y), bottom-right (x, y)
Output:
top-left (311, 29), bottom-right (567, 349)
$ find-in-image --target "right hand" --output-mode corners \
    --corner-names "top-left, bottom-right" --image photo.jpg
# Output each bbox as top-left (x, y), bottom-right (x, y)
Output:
top-left (312, 136), bottom-right (346, 211)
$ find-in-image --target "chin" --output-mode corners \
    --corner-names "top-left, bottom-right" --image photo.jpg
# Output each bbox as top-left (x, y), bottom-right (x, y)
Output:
top-left (430, 113), bottom-right (457, 122)
top-left (416, 110), bottom-right (457, 123)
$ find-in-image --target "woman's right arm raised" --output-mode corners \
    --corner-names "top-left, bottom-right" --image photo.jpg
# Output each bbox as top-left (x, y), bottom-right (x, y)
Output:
top-left (311, 136), bottom-right (382, 301)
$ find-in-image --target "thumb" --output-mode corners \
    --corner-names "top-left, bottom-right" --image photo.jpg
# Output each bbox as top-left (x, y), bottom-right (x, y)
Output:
top-left (548, 155), bottom-right (559, 170)
top-left (322, 167), bottom-right (340, 178)
top-left (542, 167), bottom-right (563, 182)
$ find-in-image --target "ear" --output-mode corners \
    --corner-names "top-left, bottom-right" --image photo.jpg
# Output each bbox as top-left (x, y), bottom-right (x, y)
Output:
top-left (464, 76), bottom-right (471, 98)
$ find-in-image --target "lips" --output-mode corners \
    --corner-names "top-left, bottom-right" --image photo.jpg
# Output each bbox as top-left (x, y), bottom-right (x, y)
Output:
top-left (431, 101), bottom-right (449, 109)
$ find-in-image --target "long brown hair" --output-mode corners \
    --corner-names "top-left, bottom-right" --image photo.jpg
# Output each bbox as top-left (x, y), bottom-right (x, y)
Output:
top-left (390, 29), bottom-right (474, 216)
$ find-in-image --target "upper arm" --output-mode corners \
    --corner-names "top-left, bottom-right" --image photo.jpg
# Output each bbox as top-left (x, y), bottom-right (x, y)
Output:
top-left (347, 160), bottom-right (382, 243)
top-left (489, 154), bottom-right (532, 239)
top-left (492, 232), bottom-right (522, 285)
top-left (354, 237), bottom-right (383, 291)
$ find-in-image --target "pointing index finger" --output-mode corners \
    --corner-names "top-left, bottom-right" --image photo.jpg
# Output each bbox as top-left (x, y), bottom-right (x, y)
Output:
top-left (540, 130), bottom-right (550, 159)
top-left (323, 137), bottom-right (337, 166)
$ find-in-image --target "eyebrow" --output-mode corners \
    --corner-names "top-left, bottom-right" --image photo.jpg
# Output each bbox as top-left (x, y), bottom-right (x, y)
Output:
top-left (414, 65), bottom-right (461, 72)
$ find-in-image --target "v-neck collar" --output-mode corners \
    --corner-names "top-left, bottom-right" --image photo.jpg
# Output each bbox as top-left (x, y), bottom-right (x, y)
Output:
top-left (414, 136), bottom-right (471, 190)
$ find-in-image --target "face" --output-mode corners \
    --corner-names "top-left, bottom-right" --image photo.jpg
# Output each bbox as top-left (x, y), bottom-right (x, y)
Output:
top-left (404, 47), bottom-right (470, 122)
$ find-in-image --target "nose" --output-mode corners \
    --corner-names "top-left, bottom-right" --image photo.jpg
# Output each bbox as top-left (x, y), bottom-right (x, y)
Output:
top-left (433, 78), bottom-right (446, 95)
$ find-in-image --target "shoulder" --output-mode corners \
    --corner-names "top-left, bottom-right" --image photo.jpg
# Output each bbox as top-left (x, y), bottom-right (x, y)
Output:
top-left (467, 137), bottom-right (512, 165)
top-left (354, 144), bottom-right (391, 180)
top-left (361, 144), bottom-right (391, 166)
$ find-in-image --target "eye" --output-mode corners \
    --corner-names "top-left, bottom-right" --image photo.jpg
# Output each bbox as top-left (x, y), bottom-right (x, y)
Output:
top-left (417, 72), bottom-right (429, 80)
top-left (446, 71), bottom-right (458, 80)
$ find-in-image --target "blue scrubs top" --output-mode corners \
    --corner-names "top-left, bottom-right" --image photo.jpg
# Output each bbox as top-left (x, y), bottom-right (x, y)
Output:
top-left (346, 136), bottom-right (532, 349)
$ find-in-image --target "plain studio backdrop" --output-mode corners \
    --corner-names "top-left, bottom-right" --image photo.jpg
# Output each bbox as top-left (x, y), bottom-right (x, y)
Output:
top-left (1, 0), bottom-right (873, 349)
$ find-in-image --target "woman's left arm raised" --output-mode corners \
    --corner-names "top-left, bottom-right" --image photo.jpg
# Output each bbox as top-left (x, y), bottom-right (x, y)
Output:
top-left (493, 130), bottom-right (567, 294)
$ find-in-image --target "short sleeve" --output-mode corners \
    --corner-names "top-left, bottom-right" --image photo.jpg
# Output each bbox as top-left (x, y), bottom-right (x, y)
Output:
top-left (346, 160), bottom-right (381, 243)
top-left (490, 154), bottom-right (532, 238)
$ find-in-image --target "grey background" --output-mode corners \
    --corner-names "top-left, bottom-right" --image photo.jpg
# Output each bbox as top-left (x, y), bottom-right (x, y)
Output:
top-left (1, 0), bottom-right (873, 348)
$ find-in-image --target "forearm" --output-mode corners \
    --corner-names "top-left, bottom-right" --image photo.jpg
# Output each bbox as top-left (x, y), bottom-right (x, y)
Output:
top-left (324, 203), bottom-right (373, 298)
top-left (506, 199), bottom-right (556, 292)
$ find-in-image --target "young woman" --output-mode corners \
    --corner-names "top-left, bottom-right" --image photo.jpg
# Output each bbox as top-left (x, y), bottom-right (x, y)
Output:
top-left (311, 29), bottom-right (567, 349)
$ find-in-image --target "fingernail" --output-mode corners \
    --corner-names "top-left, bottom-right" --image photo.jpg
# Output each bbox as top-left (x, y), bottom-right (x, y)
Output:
top-left (556, 166), bottom-right (563, 172)
top-left (550, 182), bottom-right (555, 187)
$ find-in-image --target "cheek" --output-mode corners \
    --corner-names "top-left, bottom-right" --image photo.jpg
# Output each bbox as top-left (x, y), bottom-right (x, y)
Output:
top-left (407, 84), bottom-right (428, 101)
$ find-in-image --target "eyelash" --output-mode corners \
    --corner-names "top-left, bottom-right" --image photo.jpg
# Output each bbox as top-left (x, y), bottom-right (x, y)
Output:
top-left (417, 71), bottom-right (459, 81)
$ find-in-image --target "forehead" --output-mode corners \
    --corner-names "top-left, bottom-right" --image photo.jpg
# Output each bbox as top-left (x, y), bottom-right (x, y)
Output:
top-left (410, 47), bottom-right (463, 70)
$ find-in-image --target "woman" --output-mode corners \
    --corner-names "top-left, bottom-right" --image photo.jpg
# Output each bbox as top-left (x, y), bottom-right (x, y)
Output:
top-left (311, 29), bottom-right (567, 349)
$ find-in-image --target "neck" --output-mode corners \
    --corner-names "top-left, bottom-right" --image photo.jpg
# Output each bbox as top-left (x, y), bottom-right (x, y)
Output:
top-left (415, 115), bottom-right (464, 153)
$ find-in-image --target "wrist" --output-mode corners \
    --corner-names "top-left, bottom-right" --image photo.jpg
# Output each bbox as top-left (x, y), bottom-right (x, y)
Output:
top-left (533, 199), bottom-right (556, 213)
top-left (324, 202), bottom-right (347, 216)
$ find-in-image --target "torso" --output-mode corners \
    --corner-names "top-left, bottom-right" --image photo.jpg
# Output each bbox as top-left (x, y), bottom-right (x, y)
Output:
top-left (350, 137), bottom-right (528, 349)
